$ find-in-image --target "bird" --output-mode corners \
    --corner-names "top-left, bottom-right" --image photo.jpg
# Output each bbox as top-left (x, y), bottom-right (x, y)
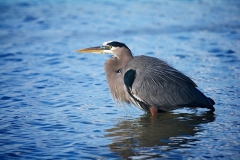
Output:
top-left (76, 41), bottom-right (215, 116)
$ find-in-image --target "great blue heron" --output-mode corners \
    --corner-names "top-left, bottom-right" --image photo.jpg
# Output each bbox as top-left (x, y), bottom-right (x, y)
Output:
top-left (76, 41), bottom-right (215, 116)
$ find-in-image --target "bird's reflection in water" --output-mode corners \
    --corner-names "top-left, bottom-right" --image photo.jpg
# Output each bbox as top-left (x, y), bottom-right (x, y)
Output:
top-left (105, 111), bottom-right (215, 159)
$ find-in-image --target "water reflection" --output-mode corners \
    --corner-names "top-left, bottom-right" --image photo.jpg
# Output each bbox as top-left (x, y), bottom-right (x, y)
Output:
top-left (105, 111), bottom-right (215, 159)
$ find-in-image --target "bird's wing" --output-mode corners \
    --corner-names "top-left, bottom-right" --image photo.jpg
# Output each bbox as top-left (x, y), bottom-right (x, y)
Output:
top-left (124, 56), bottom-right (201, 111)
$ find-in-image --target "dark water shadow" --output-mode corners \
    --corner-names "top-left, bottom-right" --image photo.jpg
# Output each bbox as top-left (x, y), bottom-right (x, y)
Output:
top-left (105, 111), bottom-right (215, 159)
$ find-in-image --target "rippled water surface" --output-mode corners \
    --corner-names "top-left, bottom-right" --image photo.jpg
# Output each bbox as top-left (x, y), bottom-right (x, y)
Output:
top-left (1, 0), bottom-right (240, 159)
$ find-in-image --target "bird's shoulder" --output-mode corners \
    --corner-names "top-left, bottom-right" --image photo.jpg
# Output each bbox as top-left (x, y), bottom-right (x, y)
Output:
top-left (124, 55), bottom-right (196, 88)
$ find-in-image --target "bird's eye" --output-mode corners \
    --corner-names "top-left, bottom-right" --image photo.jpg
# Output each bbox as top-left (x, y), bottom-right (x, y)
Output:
top-left (116, 69), bottom-right (121, 73)
top-left (108, 45), bottom-right (112, 49)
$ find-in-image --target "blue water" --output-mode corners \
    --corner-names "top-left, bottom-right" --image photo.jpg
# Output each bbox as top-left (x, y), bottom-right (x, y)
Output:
top-left (1, 0), bottom-right (240, 159)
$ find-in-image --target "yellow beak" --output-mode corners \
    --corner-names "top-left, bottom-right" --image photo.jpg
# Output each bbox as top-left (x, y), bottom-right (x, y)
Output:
top-left (76, 46), bottom-right (104, 53)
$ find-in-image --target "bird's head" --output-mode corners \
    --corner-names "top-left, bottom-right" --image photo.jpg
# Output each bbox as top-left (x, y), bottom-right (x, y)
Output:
top-left (76, 41), bottom-right (132, 58)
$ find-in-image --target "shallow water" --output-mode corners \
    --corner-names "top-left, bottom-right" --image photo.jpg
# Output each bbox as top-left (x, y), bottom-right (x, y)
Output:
top-left (1, 0), bottom-right (240, 159)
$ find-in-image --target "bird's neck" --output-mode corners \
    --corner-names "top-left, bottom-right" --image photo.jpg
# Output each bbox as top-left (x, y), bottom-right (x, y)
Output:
top-left (119, 48), bottom-right (133, 64)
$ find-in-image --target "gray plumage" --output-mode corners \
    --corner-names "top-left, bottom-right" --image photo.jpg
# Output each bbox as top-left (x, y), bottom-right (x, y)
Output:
top-left (77, 41), bottom-right (215, 114)
top-left (123, 56), bottom-right (215, 112)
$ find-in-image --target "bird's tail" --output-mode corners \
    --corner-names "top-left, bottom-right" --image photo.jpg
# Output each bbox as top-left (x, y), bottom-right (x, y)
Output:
top-left (208, 97), bottom-right (215, 105)
top-left (207, 97), bottom-right (215, 112)
top-left (188, 88), bottom-right (215, 112)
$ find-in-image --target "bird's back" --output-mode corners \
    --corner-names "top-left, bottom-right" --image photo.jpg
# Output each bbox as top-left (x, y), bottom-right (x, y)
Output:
top-left (124, 55), bottom-right (215, 112)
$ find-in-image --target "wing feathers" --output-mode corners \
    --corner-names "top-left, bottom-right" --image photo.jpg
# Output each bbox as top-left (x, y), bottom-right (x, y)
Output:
top-left (124, 55), bottom-right (213, 112)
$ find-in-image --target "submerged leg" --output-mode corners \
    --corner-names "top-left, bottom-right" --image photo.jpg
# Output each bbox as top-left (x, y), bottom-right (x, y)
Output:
top-left (150, 106), bottom-right (158, 117)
